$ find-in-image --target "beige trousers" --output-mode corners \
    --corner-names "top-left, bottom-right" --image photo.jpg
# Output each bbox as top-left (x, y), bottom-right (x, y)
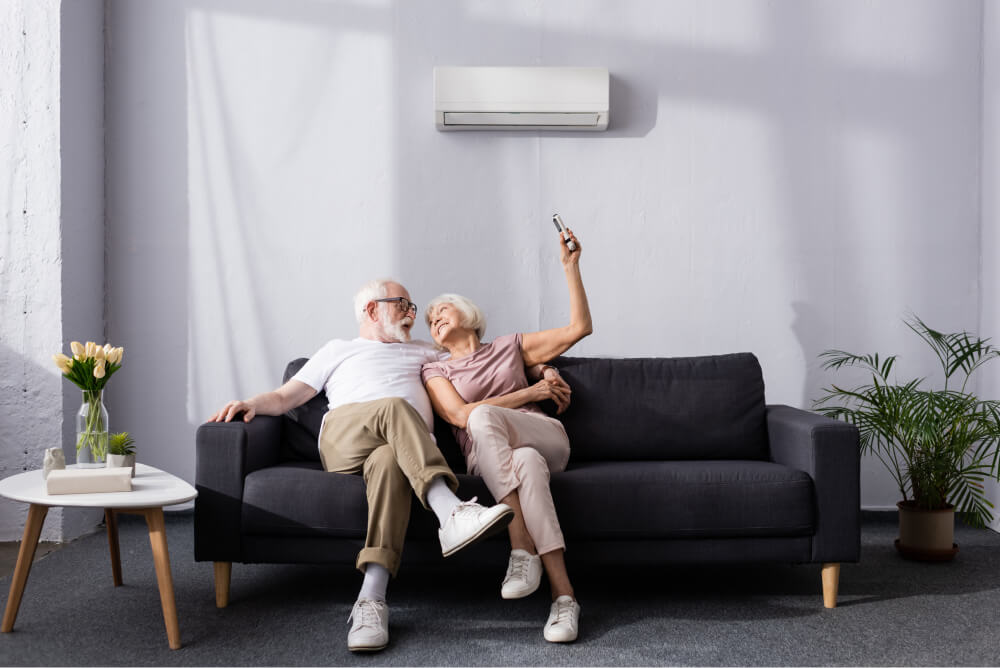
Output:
top-left (464, 405), bottom-right (570, 555)
top-left (319, 397), bottom-right (458, 577)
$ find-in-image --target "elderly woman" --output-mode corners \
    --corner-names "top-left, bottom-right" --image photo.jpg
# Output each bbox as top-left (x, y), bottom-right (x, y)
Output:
top-left (421, 227), bottom-right (592, 643)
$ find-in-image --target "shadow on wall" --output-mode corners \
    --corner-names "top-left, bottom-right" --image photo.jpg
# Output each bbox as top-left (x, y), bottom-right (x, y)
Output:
top-left (790, 301), bottom-right (828, 409)
top-left (770, 3), bottom-right (981, 406)
top-left (538, 74), bottom-right (659, 140)
top-left (0, 343), bottom-right (103, 541)
top-left (105, 0), bottom-right (191, 482)
top-left (105, 1), bottom-right (980, 489)
top-left (0, 344), bottom-right (56, 480)
top-left (389, 1), bottom-right (978, 377)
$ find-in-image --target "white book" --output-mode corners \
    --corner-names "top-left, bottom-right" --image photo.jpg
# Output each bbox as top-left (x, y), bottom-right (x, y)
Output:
top-left (46, 468), bottom-right (133, 495)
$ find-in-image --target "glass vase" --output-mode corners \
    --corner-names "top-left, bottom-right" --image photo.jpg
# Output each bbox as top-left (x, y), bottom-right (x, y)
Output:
top-left (76, 389), bottom-right (108, 467)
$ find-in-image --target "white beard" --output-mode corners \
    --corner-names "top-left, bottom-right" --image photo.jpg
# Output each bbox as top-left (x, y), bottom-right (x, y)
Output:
top-left (378, 305), bottom-right (413, 342)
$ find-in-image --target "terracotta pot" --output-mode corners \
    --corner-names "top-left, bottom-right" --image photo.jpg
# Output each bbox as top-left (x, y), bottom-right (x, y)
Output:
top-left (895, 500), bottom-right (958, 561)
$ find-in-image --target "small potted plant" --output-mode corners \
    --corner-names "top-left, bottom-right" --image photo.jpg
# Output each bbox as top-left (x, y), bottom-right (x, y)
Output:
top-left (814, 315), bottom-right (1000, 561)
top-left (106, 432), bottom-right (136, 478)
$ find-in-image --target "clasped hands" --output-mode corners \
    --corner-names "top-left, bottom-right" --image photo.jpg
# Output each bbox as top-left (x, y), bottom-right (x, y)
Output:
top-left (530, 368), bottom-right (572, 414)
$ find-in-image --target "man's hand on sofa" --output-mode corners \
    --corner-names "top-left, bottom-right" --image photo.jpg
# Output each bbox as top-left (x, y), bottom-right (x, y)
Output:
top-left (207, 380), bottom-right (319, 424)
top-left (208, 399), bottom-right (258, 423)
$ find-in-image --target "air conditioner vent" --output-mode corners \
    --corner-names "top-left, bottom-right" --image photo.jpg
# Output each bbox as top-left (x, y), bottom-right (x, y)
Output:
top-left (434, 67), bottom-right (609, 132)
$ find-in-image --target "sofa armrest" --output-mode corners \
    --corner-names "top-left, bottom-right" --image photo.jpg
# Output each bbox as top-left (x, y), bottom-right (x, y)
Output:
top-left (194, 416), bottom-right (284, 562)
top-left (766, 404), bottom-right (860, 563)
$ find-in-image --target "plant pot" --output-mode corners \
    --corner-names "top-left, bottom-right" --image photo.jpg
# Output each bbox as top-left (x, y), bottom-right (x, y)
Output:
top-left (106, 454), bottom-right (136, 478)
top-left (895, 500), bottom-right (958, 561)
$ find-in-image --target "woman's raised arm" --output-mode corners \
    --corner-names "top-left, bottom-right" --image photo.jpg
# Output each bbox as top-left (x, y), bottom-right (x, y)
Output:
top-left (521, 228), bottom-right (593, 366)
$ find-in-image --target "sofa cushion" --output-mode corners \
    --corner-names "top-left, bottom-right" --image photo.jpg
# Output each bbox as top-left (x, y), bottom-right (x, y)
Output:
top-left (243, 462), bottom-right (367, 536)
top-left (243, 463), bottom-right (487, 539)
top-left (550, 353), bottom-right (769, 461)
top-left (551, 460), bottom-right (814, 539)
top-left (243, 460), bottom-right (814, 542)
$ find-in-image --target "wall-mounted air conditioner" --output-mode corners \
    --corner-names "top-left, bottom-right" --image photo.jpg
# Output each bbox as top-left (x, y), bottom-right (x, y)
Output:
top-left (434, 67), bottom-right (609, 131)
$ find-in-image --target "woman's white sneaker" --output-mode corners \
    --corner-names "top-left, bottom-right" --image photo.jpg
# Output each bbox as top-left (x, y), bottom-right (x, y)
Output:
top-left (501, 549), bottom-right (542, 599)
top-left (543, 595), bottom-right (580, 643)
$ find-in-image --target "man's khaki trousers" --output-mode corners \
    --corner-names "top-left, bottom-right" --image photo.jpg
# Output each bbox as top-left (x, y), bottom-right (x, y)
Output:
top-left (319, 397), bottom-right (458, 577)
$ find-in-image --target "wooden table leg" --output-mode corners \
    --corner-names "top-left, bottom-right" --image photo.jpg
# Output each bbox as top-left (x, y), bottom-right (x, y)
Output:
top-left (2, 504), bottom-right (49, 632)
top-left (105, 508), bottom-right (123, 586)
top-left (144, 507), bottom-right (181, 650)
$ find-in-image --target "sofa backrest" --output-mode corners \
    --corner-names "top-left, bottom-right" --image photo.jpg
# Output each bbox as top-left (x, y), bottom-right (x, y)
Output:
top-left (550, 353), bottom-right (768, 462)
top-left (280, 352), bottom-right (769, 464)
top-left (281, 359), bottom-right (329, 461)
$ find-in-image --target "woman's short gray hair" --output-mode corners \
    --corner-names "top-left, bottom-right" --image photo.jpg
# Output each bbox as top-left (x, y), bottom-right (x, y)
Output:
top-left (353, 278), bottom-right (392, 323)
top-left (425, 293), bottom-right (487, 341)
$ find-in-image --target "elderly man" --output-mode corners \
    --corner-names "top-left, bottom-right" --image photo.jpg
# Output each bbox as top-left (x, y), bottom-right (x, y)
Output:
top-left (209, 279), bottom-right (515, 652)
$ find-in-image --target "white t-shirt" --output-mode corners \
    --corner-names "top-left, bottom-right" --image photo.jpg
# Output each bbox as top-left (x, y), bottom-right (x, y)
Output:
top-left (292, 338), bottom-right (445, 432)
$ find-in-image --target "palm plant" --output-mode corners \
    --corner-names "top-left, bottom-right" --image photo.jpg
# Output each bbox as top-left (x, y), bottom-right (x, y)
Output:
top-left (814, 316), bottom-right (1000, 528)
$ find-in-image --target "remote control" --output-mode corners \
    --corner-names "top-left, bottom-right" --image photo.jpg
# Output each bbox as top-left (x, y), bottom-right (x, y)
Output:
top-left (552, 214), bottom-right (577, 252)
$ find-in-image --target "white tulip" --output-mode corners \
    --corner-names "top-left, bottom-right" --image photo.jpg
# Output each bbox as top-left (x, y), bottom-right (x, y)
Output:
top-left (52, 353), bottom-right (73, 374)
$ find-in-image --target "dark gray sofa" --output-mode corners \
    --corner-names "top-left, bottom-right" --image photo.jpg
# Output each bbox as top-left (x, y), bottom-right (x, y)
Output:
top-left (195, 352), bottom-right (860, 608)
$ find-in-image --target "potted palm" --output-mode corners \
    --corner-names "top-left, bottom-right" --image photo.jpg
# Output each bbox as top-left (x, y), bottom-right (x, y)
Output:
top-left (814, 316), bottom-right (1000, 561)
top-left (106, 432), bottom-right (136, 478)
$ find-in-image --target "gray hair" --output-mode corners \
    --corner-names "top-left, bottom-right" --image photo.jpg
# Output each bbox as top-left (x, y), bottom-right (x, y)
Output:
top-left (353, 278), bottom-right (393, 323)
top-left (425, 293), bottom-right (487, 341)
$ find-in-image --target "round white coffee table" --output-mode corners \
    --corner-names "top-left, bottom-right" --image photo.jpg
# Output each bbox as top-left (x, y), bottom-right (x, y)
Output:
top-left (0, 464), bottom-right (197, 649)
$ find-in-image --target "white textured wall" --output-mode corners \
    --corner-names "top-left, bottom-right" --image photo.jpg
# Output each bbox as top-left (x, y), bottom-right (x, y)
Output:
top-left (981, 2), bottom-right (1000, 533)
top-left (0, 0), bottom-right (105, 541)
top-left (102, 0), bottom-right (984, 512)
top-left (0, 0), bottom-right (67, 540)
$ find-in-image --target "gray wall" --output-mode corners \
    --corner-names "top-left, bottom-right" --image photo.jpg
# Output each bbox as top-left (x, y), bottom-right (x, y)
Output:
top-left (104, 0), bottom-right (987, 511)
top-left (982, 2), bottom-right (1000, 532)
top-left (1, 1), bottom-right (995, 541)
top-left (58, 0), bottom-right (106, 538)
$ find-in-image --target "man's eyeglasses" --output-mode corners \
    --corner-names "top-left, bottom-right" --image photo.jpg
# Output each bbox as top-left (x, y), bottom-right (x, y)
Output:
top-left (374, 297), bottom-right (417, 316)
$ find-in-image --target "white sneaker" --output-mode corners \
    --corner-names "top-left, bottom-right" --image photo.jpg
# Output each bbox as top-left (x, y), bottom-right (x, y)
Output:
top-left (439, 497), bottom-right (514, 557)
top-left (347, 598), bottom-right (389, 652)
top-left (501, 549), bottom-right (542, 599)
top-left (544, 595), bottom-right (580, 643)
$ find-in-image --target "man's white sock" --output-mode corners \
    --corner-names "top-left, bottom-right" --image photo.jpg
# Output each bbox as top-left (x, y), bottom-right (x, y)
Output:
top-left (358, 563), bottom-right (389, 602)
top-left (426, 476), bottom-right (461, 526)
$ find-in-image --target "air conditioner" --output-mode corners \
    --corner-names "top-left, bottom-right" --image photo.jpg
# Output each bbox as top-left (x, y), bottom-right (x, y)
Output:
top-left (434, 67), bottom-right (609, 131)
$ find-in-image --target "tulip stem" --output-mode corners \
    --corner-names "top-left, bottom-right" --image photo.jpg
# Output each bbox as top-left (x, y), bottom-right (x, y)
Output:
top-left (77, 390), bottom-right (108, 462)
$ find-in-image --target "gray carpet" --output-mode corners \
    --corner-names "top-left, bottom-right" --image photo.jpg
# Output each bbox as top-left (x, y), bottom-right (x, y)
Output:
top-left (1, 512), bottom-right (999, 666)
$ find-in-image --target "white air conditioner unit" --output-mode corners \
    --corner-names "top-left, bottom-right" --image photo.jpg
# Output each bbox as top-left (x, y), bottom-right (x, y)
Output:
top-left (434, 66), bottom-right (609, 131)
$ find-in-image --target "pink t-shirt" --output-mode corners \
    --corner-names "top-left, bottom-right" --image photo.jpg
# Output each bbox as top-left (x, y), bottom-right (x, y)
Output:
top-left (421, 332), bottom-right (543, 455)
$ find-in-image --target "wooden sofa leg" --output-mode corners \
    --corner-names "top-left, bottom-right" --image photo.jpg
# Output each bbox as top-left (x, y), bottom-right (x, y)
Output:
top-left (215, 562), bottom-right (232, 608)
top-left (822, 563), bottom-right (840, 608)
